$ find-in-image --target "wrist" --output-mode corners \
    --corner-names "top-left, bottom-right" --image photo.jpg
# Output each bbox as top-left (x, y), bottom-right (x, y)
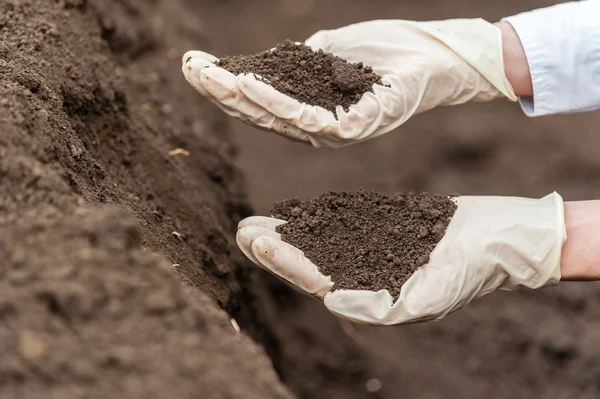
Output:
top-left (561, 201), bottom-right (600, 281)
top-left (494, 21), bottom-right (532, 97)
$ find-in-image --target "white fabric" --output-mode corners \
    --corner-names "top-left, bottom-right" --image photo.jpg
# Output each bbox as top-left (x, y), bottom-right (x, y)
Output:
top-left (182, 19), bottom-right (516, 149)
top-left (236, 193), bottom-right (567, 325)
top-left (504, 0), bottom-right (600, 116)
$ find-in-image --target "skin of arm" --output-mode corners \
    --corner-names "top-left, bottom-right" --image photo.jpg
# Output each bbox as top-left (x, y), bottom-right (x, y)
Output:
top-left (495, 21), bottom-right (533, 97)
top-left (561, 201), bottom-right (600, 281)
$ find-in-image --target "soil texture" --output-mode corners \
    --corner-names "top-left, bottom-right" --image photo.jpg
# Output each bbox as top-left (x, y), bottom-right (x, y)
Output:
top-left (216, 39), bottom-right (383, 113)
top-left (0, 0), bottom-right (291, 398)
top-left (6, 1), bottom-right (600, 399)
top-left (272, 190), bottom-right (456, 298)
top-left (0, 207), bottom-right (290, 399)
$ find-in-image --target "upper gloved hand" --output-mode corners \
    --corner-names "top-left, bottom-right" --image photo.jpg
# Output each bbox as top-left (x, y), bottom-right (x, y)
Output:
top-left (236, 193), bottom-right (566, 325)
top-left (182, 19), bottom-right (517, 149)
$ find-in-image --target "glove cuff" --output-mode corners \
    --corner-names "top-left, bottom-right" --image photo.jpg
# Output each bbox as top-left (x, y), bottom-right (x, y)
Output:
top-left (412, 18), bottom-right (518, 102)
top-left (499, 192), bottom-right (566, 290)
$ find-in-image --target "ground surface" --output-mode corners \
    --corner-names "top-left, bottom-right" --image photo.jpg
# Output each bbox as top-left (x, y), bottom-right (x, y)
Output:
top-left (0, 0), bottom-right (290, 397)
top-left (3, 0), bottom-right (600, 398)
top-left (202, 1), bottom-right (600, 398)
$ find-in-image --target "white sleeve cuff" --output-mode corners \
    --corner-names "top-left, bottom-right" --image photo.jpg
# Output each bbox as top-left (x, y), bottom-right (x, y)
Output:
top-left (503, 0), bottom-right (600, 117)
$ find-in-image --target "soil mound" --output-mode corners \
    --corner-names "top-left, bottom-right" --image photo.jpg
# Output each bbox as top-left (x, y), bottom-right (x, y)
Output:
top-left (217, 40), bottom-right (383, 113)
top-left (0, 208), bottom-right (291, 399)
top-left (272, 190), bottom-right (457, 298)
top-left (0, 1), bottom-right (291, 398)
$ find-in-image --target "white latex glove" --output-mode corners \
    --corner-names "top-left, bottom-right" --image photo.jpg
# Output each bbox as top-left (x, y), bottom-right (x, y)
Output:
top-left (236, 193), bottom-right (566, 325)
top-left (182, 19), bottom-right (516, 149)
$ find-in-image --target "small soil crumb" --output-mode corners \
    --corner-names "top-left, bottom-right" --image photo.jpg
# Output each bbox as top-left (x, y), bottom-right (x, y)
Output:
top-left (216, 39), bottom-right (384, 113)
top-left (272, 190), bottom-right (457, 299)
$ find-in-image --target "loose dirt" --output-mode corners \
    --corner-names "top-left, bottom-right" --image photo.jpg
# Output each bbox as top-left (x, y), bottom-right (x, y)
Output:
top-left (216, 39), bottom-right (383, 113)
top-left (272, 190), bottom-right (456, 299)
top-left (0, 207), bottom-right (290, 399)
top-left (6, 1), bottom-right (600, 399)
top-left (0, 1), bottom-right (291, 398)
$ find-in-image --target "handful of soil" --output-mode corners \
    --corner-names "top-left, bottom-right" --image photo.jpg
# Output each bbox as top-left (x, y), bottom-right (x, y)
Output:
top-left (271, 190), bottom-right (457, 299)
top-left (216, 39), bottom-right (384, 113)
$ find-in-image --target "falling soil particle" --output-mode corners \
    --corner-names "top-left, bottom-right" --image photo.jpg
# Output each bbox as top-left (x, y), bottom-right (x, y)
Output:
top-left (216, 39), bottom-right (384, 113)
top-left (272, 189), bottom-right (457, 299)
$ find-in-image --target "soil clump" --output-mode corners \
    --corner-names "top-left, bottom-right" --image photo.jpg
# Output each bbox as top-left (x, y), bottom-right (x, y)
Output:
top-left (272, 190), bottom-right (457, 299)
top-left (216, 39), bottom-right (383, 113)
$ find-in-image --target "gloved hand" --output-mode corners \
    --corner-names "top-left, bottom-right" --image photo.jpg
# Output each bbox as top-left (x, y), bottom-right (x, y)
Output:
top-left (236, 193), bottom-right (566, 325)
top-left (182, 19), bottom-right (517, 148)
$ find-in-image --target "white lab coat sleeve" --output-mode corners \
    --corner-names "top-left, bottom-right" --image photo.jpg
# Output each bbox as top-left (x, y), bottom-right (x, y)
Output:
top-left (503, 0), bottom-right (600, 116)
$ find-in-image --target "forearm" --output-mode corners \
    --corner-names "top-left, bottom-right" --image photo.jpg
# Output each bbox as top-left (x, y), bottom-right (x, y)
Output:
top-left (561, 201), bottom-right (600, 281)
top-left (495, 21), bottom-right (532, 97)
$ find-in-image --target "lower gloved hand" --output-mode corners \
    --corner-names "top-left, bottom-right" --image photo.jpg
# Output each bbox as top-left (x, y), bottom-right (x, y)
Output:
top-left (182, 19), bottom-right (516, 149)
top-left (236, 193), bottom-right (566, 325)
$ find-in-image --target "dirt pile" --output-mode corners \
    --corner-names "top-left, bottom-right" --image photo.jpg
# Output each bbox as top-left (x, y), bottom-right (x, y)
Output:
top-left (6, 0), bottom-right (600, 399)
top-left (0, 0), bottom-right (291, 397)
top-left (217, 40), bottom-right (383, 112)
top-left (272, 190), bottom-right (456, 298)
top-left (0, 207), bottom-right (291, 399)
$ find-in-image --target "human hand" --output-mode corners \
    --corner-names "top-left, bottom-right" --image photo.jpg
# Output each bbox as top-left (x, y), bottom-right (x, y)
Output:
top-left (236, 193), bottom-right (565, 325)
top-left (183, 19), bottom-right (517, 148)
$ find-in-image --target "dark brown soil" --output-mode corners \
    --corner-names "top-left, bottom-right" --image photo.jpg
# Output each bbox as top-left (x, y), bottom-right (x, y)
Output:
top-left (272, 190), bottom-right (456, 299)
top-left (216, 39), bottom-right (383, 113)
top-left (6, 1), bottom-right (600, 399)
top-left (0, 0), bottom-right (290, 398)
top-left (0, 207), bottom-right (291, 399)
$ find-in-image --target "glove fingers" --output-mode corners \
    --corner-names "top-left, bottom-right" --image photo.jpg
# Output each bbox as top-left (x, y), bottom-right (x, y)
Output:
top-left (182, 50), bottom-right (218, 65)
top-left (237, 73), bottom-right (308, 121)
top-left (236, 226), bottom-right (281, 269)
top-left (269, 118), bottom-right (312, 143)
top-left (237, 73), bottom-right (349, 139)
top-left (237, 216), bottom-right (286, 231)
top-left (184, 63), bottom-right (243, 119)
top-left (199, 67), bottom-right (280, 128)
top-left (200, 67), bottom-right (310, 145)
top-left (235, 117), bottom-right (312, 144)
top-left (324, 289), bottom-right (397, 325)
top-left (251, 236), bottom-right (333, 298)
top-left (183, 57), bottom-right (217, 99)
top-left (238, 73), bottom-right (402, 146)
top-left (182, 57), bottom-right (253, 121)
top-left (183, 57), bottom-right (312, 144)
